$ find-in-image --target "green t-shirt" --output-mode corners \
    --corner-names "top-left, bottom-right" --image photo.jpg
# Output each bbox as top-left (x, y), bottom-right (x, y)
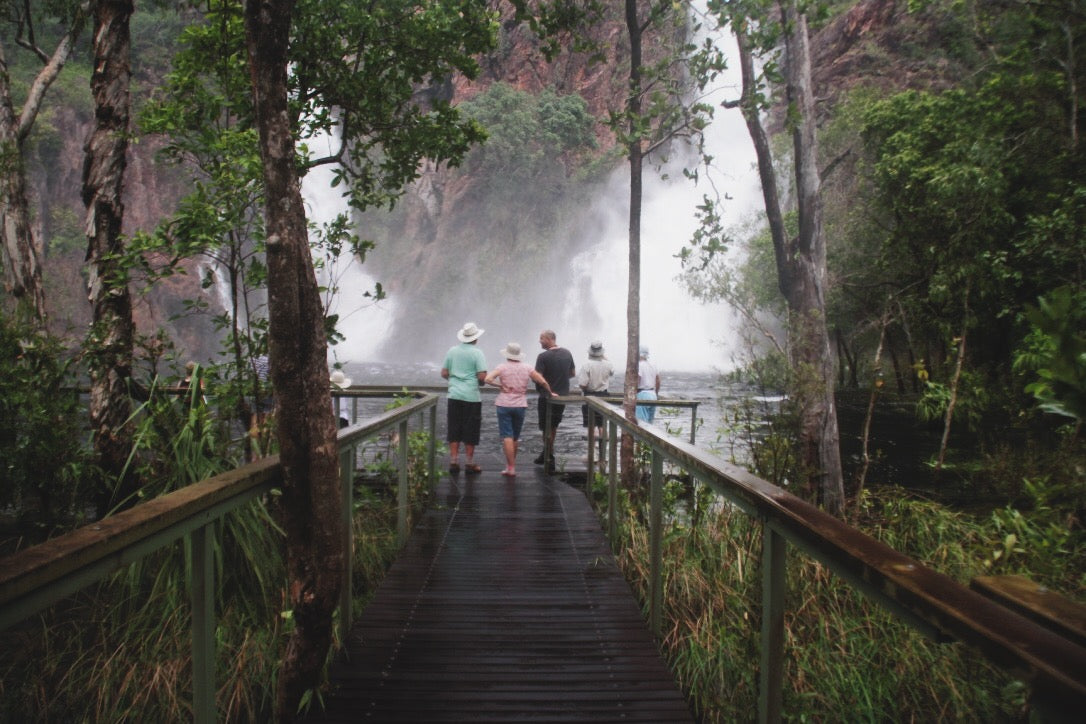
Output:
top-left (442, 343), bottom-right (487, 402)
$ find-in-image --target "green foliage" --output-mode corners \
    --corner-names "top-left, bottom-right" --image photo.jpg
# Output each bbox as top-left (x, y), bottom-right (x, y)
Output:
top-left (459, 82), bottom-right (597, 199)
top-left (1015, 286), bottom-right (1086, 425)
top-left (0, 312), bottom-right (89, 539)
top-left (982, 478), bottom-right (1086, 591)
top-left (0, 399), bottom-right (442, 718)
top-left (596, 476), bottom-right (1083, 721)
top-left (288, 0), bottom-right (498, 212)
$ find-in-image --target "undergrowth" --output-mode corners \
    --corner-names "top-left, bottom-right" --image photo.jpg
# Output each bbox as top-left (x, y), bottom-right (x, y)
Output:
top-left (0, 401), bottom-right (436, 720)
top-left (590, 473), bottom-right (1084, 722)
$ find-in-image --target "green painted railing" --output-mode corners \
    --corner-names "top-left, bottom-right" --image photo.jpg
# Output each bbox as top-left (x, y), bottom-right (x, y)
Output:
top-left (572, 395), bottom-right (1086, 723)
top-left (0, 389), bottom-right (438, 723)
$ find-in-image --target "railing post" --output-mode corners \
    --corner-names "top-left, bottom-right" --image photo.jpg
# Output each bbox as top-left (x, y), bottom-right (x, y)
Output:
top-left (689, 403), bottom-right (697, 445)
top-left (586, 408), bottom-right (596, 480)
top-left (608, 419), bottom-right (618, 543)
top-left (428, 405), bottom-right (437, 485)
top-left (339, 445), bottom-right (354, 646)
top-left (649, 449), bottom-right (664, 638)
top-left (544, 397), bottom-right (553, 470)
top-left (759, 523), bottom-right (785, 724)
top-left (397, 419), bottom-right (410, 545)
top-left (190, 523), bottom-right (216, 724)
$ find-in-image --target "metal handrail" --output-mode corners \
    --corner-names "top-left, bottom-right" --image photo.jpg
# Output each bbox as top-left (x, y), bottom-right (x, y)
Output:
top-left (576, 395), bottom-right (1086, 722)
top-left (0, 389), bottom-right (439, 723)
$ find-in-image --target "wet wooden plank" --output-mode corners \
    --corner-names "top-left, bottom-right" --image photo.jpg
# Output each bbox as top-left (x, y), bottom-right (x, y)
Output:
top-left (305, 467), bottom-right (692, 722)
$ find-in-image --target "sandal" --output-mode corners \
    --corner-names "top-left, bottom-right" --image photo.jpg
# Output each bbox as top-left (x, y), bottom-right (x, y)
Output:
top-left (465, 463), bottom-right (482, 474)
top-left (501, 468), bottom-right (516, 477)
top-left (448, 463), bottom-right (460, 474)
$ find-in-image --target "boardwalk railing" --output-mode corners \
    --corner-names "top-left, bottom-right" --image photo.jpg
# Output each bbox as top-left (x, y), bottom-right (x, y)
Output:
top-left (567, 395), bottom-right (1086, 722)
top-left (0, 389), bottom-right (439, 724)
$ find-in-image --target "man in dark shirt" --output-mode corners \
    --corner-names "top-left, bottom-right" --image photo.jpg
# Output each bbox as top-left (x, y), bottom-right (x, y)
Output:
top-left (533, 329), bottom-right (576, 468)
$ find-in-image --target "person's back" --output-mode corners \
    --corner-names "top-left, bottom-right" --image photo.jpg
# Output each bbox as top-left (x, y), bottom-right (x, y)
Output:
top-left (442, 322), bottom-right (488, 474)
top-left (493, 360), bottom-right (533, 407)
top-left (536, 346), bottom-right (575, 394)
top-left (444, 343), bottom-right (487, 402)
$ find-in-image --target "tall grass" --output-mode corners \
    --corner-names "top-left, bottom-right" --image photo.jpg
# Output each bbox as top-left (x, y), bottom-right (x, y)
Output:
top-left (590, 475), bottom-right (1082, 721)
top-left (0, 391), bottom-right (437, 720)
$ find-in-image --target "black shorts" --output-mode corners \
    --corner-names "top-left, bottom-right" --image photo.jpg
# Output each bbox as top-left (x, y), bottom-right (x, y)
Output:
top-left (581, 389), bottom-right (608, 427)
top-left (537, 396), bottom-right (565, 430)
top-left (446, 398), bottom-right (482, 445)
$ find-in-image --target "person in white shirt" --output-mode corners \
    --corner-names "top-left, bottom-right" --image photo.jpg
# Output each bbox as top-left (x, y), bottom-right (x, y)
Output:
top-left (635, 345), bottom-right (660, 423)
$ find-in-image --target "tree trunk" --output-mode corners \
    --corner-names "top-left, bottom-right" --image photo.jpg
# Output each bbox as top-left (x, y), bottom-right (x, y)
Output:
top-left (735, 11), bottom-right (845, 515)
top-left (935, 292), bottom-right (969, 476)
top-left (854, 312), bottom-right (889, 506)
top-left (619, 0), bottom-right (643, 488)
top-left (0, 17), bottom-right (81, 323)
top-left (780, 0), bottom-right (845, 516)
top-left (243, 0), bottom-right (344, 717)
top-left (83, 0), bottom-right (136, 516)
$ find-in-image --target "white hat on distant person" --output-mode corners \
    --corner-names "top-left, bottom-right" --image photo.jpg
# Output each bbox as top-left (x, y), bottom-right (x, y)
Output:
top-left (639, 345), bottom-right (650, 358)
top-left (500, 342), bottom-right (525, 361)
top-left (330, 369), bottom-right (352, 389)
top-left (457, 321), bottom-right (485, 343)
top-left (589, 341), bottom-right (605, 359)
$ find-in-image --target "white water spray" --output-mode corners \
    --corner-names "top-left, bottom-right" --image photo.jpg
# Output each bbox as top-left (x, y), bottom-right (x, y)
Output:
top-left (559, 29), bottom-right (760, 373)
top-left (301, 23), bottom-right (761, 376)
top-left (301, 143), bottom-right (396, 366)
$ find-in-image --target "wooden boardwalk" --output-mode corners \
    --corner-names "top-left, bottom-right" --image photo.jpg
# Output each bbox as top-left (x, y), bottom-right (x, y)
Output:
top-left (305, 457), bottom-right (692, 722)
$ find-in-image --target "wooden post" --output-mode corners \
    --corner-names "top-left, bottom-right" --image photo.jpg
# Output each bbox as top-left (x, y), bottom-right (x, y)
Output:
top-left (544, 398), bottom-right (554, 471)
top-left (759, 524), bottom-right (785, 723)
top-left (587, 410), bottom-right (596, 480)
top-left (608, 419), bottom-right (619, 543)
top-left (190, 523), bottom-right (215, 723)
top-left (397, 419), bottom-right (409, 544)
top-left (649, 449), bottom-right (664, 638)
top-left (428, 406), bottom-right (437, 486)
top-left (339, 446), bottom-right (354, 645)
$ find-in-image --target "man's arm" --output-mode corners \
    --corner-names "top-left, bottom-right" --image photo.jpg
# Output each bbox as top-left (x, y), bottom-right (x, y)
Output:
top-left (441, 368), bottom-right (450, 380)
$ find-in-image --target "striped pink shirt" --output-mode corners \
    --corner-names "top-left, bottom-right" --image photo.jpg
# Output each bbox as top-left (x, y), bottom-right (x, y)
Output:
top-left (492, 361), bottom-right (533, 408)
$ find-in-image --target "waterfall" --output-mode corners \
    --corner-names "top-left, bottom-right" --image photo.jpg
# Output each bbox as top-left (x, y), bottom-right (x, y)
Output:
top-left (302, 143), bottom-right (396, 366)
top-left (544, 25), bottom-right (761, 373)
top-left (301, 25), bottom-right (760, 375)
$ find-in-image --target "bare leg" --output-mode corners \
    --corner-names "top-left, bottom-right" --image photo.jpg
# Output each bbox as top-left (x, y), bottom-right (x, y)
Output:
top-left (502, 437), bottom-right (516, 468)
top-left (465, 443), bottom-right (475, 464)
top-left (449, 441), bottom-right (460, 464)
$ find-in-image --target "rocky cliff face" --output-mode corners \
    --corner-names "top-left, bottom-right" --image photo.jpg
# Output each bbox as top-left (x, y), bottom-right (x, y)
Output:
top-left (32, 101), bottom-right (217, 365)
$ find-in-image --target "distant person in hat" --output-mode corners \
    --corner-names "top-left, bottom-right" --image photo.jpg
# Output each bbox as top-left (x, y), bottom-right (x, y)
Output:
top-left (578, 341), bottom-right (613, 439)
top-left (636, 345), bottom-right (660, 423)
top-left (441, 322), bottom-right (488, 474)
top-left (330, 369), bottom-right (352, 428)
top-left (485, 342), bottom-right (553, 477)
top-left (533, 329), bottom-right (576, 468)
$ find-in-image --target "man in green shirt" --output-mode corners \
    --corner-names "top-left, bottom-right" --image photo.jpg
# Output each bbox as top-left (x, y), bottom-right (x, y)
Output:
top-left (441, 322), bottom-right (488, 474)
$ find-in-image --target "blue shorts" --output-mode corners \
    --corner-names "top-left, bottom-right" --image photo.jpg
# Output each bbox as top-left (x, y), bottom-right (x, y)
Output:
top-left (496, 406), bottom-right (526, 440)
top-left (636, 390), bottom-right (657, 423)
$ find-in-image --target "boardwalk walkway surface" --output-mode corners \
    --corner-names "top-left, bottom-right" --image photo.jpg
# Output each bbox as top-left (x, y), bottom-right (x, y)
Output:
top-left (305, 454), bottom-right (693, 723)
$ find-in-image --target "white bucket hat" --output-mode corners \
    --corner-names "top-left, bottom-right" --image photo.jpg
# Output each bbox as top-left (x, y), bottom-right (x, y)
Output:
top-left (500, 342), bottom-right (525, 361)
top-left (330, 369), bottom-right (352, 389)
top-left (457, 321), bottom-right (485, 343)
top-left (589, 341), bottom-right (605, 359)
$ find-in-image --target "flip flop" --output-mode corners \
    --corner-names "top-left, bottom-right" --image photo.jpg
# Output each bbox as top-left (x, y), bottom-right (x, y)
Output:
top-left (465, 463), bottom-right (482, 474)
top-left (449, 463), bottom-right (460, 474)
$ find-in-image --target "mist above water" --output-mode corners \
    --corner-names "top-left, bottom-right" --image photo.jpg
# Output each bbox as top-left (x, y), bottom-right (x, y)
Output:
top-left (305, 29), bottom-right (759, 376)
